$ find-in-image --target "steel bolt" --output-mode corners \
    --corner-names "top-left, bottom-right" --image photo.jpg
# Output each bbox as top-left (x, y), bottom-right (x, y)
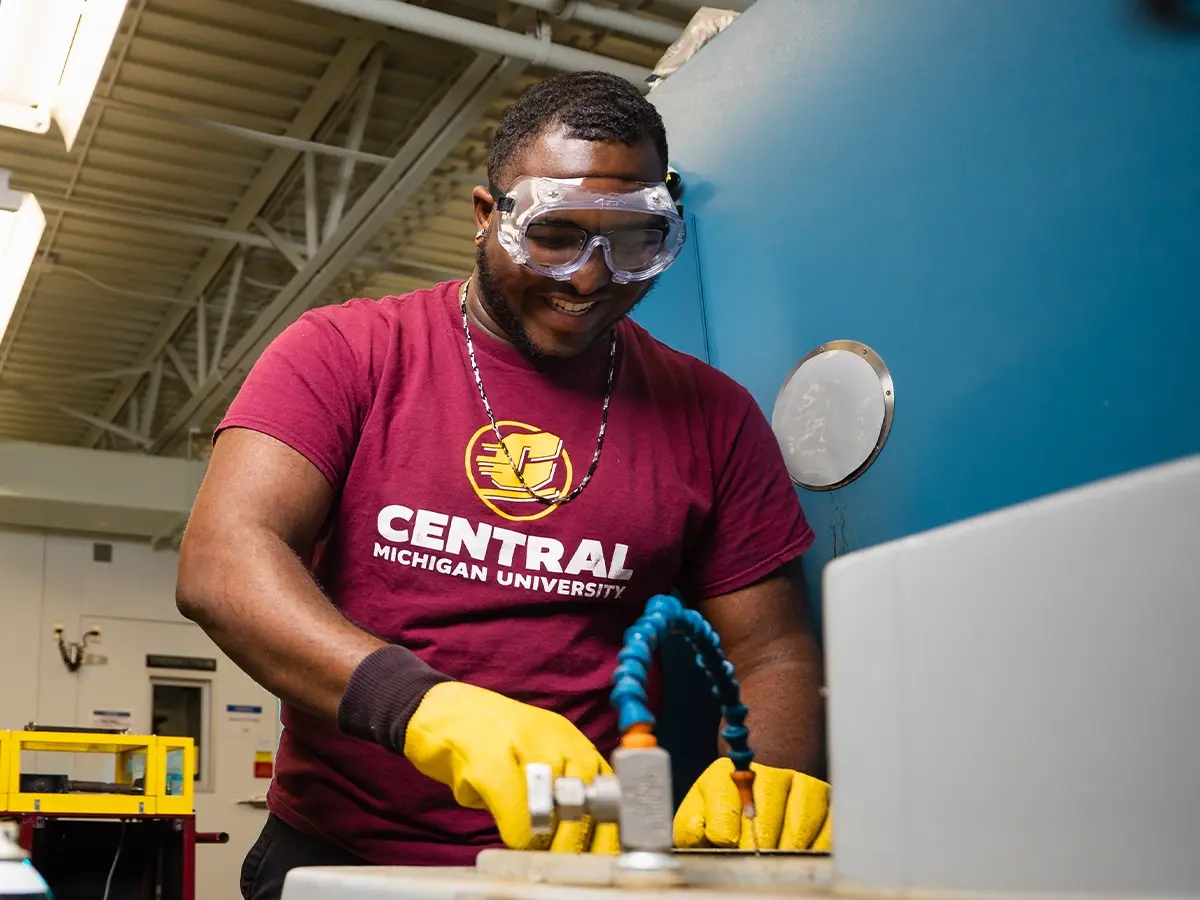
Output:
top-left (554, 777), bottom-right (588, 820)
top-left (587, 775), bottom-right (622, 823)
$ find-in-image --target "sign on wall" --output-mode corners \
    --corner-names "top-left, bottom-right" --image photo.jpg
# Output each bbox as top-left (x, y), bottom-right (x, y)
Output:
top-left (90, 708), bottom-right (131, 730)
top-left (146, 654), bottom-right (217, 671)
top-left (254, 750), bottom-right (273, 779)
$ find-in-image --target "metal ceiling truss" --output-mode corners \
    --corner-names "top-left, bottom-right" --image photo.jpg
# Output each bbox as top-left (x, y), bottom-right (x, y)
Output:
top-left (53, 48), bottom-right (522, 455)
top-left (150, 50), bottom-right (530, 454)
top-left (77, 31), bottom-right (385, 448)
top-left (0, 0), bottom-right (710, 453)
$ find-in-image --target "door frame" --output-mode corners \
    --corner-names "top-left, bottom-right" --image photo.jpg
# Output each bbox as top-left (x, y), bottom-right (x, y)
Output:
top-left (148, 674), bottom-right (215, 793)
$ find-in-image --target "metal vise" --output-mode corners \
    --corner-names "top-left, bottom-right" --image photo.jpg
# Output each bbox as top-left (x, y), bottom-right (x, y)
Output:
top-left (526, 744), bottom-right (680, 878)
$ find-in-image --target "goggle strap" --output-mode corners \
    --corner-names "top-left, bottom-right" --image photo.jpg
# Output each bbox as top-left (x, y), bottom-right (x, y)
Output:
top-left (490, 184), bottom-right (516, 213)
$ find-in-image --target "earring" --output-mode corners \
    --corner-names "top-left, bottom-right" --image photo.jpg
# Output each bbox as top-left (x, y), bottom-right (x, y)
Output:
top-left (475, 228), bottom-right (486, 241)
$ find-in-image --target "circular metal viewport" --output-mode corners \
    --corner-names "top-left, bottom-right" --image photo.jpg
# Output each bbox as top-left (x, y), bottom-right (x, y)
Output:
top-left (771, 340), bottom-right (895, 491)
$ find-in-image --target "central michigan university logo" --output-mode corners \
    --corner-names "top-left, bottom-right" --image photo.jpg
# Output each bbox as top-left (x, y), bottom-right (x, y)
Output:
top-left (465, 420), bottom-right (574, 522)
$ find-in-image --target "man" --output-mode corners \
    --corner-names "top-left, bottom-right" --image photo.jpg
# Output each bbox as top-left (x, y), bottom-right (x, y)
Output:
top-left (176, 70), bottom-right (830, 900)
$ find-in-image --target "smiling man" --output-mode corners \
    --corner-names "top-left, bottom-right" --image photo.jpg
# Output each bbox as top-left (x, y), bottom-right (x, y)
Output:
top-left (176, 71), bottom-right (831, 900)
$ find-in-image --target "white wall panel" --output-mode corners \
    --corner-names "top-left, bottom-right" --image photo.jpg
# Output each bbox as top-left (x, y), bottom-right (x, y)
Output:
top-left (1, 528), bottom-right (278, 900)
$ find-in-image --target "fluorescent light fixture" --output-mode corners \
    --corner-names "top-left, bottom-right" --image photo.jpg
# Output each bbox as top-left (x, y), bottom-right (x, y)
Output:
top-left (0, 171), bottom-right (46, 348)
top-left (0, 0), bottom-right (131, 151)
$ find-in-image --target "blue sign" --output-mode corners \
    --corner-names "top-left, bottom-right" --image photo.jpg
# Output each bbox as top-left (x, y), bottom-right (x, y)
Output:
top-left (226, 704), bottom-right (263, 715)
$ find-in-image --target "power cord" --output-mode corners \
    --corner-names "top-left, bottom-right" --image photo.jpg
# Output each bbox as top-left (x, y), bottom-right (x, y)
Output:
top-left (101, 821), bottom-right (126, 900)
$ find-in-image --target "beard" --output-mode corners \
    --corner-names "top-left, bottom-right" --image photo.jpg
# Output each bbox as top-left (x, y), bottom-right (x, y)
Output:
top-left (475, 240), bottom-right (544, 361)
top-left (474, 241), bottom-right (658, 363)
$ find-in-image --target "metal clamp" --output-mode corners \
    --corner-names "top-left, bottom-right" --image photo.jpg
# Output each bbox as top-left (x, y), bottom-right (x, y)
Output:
top-left (528, 762), bottom-right (620, 834)
top-left (526, 745), bottom-right (681, 880)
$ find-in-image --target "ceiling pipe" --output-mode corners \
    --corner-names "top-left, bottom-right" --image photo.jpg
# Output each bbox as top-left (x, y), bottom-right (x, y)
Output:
top-left (290, 0), bottom-right (652, 87)
top-left (507, 0), bottom-right (684, 46)
top-left (655, 0), bottom-right (752, 10)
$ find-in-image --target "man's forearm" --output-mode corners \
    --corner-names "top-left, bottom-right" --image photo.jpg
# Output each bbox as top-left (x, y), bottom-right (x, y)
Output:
top-left (726, 657), bottom-right (827, 780)
top-left (177, 524), bottom-right (389, 721)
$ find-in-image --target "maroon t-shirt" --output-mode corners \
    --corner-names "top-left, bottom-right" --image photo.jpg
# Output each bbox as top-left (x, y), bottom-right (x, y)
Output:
top-left (216, 279), bottom-right (813, 865)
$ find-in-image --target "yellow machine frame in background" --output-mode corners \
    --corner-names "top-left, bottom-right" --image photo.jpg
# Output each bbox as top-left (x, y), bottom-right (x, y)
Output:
top-left (0, 730), bottom-right (195, 816)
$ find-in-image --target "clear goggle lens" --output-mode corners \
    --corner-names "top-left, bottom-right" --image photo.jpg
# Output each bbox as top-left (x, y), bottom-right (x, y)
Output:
top-left (524, 219), bottom-right (669, 272)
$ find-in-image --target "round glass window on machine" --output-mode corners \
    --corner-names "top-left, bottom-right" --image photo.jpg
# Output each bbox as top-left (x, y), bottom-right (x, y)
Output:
top-left (771, 340), bottom-right (894, 491)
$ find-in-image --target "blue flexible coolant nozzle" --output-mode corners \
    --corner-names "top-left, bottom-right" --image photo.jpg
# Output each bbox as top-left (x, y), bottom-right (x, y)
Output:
top-left (610, 593), bottom-right (756, 773)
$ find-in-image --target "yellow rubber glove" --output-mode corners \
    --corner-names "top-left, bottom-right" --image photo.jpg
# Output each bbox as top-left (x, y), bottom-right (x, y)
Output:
top-left (674, 758), bottom-right (833, 851)
top-left (404, 681), bottom-right (619, 854)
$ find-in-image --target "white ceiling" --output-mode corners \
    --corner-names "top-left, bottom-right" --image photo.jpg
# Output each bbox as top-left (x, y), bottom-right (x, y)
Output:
top-left (0, 0), bottom-right (697, 459)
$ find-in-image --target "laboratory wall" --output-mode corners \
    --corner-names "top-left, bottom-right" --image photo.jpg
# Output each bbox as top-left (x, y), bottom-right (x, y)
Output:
top-left (0, 528), bottom-right (275, 900)
top-left (644, 0), bottom-right (1200, 622)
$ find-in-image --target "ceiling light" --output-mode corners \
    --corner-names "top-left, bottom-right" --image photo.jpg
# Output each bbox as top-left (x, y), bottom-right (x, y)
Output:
top-left (0, 0), bottom-right (131, 151)
top-left (0, 171), bottom-right (46, 348)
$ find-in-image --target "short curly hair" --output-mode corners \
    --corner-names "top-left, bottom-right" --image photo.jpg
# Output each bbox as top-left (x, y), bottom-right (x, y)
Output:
top-left (487, 70), bottom-right (669, 191)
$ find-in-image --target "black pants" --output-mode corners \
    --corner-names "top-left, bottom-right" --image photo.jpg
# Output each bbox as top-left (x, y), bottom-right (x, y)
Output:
top-left (240, 814), bottom-right (368, 900)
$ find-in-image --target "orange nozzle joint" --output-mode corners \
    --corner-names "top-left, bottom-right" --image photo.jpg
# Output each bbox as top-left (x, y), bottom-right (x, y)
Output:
top-left (620, 722), bottom-right (658, 749)
top-left (731, 768), bottom-right (756, 817)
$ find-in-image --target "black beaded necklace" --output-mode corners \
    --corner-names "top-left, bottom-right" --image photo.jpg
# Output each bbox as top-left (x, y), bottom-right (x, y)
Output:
top-left (459, 278), bottom-right (617, 506)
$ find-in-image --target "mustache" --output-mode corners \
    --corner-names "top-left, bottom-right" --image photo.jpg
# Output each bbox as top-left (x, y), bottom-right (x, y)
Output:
top-left (539, 273), bottom-right (660, 304)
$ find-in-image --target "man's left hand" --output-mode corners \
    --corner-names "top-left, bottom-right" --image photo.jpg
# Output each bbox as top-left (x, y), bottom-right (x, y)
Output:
top-left (673, 758), bottom-right (832, 851)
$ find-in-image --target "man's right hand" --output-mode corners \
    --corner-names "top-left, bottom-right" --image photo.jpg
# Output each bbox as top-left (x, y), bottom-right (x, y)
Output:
top-left (402, 681), bottom-right (618, 853)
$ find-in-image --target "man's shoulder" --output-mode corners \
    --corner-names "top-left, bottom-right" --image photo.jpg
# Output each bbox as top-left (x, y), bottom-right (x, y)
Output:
top-left (299, 282), bottom-right (457, 345)
top-left (623, 318), bottom-right (754, 408)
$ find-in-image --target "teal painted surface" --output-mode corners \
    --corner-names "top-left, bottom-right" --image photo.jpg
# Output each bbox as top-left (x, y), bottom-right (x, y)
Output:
top-left (632, 212), bottom-right (711, 363)
top-left (644, 0), bottom-right (1200, 627)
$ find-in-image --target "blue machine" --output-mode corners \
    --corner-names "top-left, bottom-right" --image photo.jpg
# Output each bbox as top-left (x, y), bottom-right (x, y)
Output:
top-left (637, 0), bottom-right (1200, 623)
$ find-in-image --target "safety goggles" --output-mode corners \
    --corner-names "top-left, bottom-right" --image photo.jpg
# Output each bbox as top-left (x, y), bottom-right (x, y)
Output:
top-left (492, 176), bottom-right (686, 284)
